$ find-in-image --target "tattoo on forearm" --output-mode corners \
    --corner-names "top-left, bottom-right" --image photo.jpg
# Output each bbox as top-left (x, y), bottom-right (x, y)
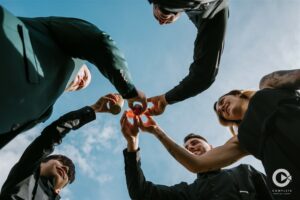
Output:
top-left (260, 69), bottom-right (300, 89)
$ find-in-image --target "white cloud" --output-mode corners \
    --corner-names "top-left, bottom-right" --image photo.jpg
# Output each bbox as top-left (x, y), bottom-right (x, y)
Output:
top-left (54, 118), bottom-right (124, 185)
top-left (96, 174), bottom-right (113, 184)
top-left (0, 119), bottom-right (123, 190)
top-left (0, 126), bottom-right (42, 187)
top-left (60, 187), bottom-right (73, 200)
top-left (55, 144), bottom-right (94, 176)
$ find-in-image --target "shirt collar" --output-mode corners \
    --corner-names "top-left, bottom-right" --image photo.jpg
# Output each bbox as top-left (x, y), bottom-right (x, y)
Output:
top-left (197, 169), bottom-right (221, 179)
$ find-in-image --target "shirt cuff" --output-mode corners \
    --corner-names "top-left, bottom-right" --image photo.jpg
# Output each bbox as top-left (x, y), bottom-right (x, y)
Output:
top-left (122, 86), bottom-right (138, 99)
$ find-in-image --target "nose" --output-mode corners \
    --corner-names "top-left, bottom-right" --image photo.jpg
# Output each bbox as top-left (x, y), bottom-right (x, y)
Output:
top-left (186, 145), bottom-right (194, 152)
top-left (217, 101), bottom-right (227, 114)
top-left (79, 78), bottom-right (85, 87)
top-left (221, 104), bottom-right (226, 113)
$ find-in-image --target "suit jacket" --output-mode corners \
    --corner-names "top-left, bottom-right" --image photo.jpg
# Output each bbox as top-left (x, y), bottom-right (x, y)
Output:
top-left (0, 6), bottom-right (137, 147)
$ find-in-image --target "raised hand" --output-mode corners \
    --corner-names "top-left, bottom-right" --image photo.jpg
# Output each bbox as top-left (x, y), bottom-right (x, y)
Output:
top-left (137, 115), bottom-right (160, 135)
top-left (90, 93), bottom-right (123, 114)
top-left (120, 111), bottom-right (139, 152)
top-left (146, 94), bottom-right (168, 116)
top-left (127, 89), bottom-right (147, 114)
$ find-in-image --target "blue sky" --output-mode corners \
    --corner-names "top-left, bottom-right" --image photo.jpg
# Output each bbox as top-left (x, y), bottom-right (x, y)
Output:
top-left (0, 0), bottom-right (300, 199)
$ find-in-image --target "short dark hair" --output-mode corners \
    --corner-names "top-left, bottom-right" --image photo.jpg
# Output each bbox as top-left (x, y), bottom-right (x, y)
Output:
top-left (183, 133), bottom-right (208, 144)
top-left (41, 154), bottom-right (76, 184)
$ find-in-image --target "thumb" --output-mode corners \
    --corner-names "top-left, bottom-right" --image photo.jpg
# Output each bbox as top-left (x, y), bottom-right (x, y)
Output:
top-left (128, 100), bottom-right (134, 109)
top-left (147, 96), bottom-right (157, 103)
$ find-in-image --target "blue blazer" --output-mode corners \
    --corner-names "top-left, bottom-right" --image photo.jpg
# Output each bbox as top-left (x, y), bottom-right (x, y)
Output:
top-left (0, 6), bottom-right (137, 148)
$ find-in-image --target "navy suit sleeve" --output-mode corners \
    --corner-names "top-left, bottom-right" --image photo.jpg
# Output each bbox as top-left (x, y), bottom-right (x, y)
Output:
top-left (46, 17), bottom-right (138, 99)
top-left (165, 8), bottom-right (228, 104)
top-left (123, 149), bottom-right (189, 200)
top-left (151, 0), bottom-right (205, 10)
top-left (1, 107), bottom-right (95, 192)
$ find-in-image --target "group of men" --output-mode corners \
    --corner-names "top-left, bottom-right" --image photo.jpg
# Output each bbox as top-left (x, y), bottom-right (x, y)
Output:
top-left (0, 0), bottom-right (274, 200)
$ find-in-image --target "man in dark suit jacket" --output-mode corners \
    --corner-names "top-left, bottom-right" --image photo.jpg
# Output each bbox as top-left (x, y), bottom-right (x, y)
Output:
top-left (0, 6), bottom-right (146, 148)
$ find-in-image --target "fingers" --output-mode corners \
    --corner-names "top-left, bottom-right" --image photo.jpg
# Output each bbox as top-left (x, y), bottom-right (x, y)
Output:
top-left (146, 106), bottom-right (160, 116)
top-left (121, 115), bottom-right (126, 129)
top-left (120, 111), bottom-right (127, 125)
top-left (147, 96), bottom-right (156, 103)
top-left (133, 116), bottom-right (139, 127)
top-left (101, 96), bottom-right (117, 105)
top-left (105, 93), bottom-right (119, 101)
top-left (133, 116), bottom-right (139, 132)
top-left (146, 97), bottom-right (157, 115)
top-left (136, 90), bottom-right (147, 112)
top-left (141, 99), bottom-right (148, 113)
top-left (145, 115), bottom-right (156, 125)
top-left (128, 100), bottom-right (134, 110)
top-left (137, 116), bottom-right (146, 131)
top-left (143, 108), bottom-right (151, 116)
top-left (120, 112), bottom-right (128, 131)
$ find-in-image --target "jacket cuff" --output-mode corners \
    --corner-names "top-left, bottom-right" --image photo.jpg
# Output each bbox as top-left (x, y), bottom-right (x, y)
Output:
top-left (123, 148), bottom-right (141, 164)
top-left (165, 90), bottom-right (178, 105)
top-left (80, 106), bottom-right (96, 124)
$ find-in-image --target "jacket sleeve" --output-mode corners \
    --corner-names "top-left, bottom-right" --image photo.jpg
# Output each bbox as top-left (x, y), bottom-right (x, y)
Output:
top-left (151, 0), bottom-right (204, 10)
top-left (123, 149), bottom-right (190, 200)
top-left (1, 107), bottom-right (95, 192)
top-left (165, 8), bottom-right (228, 104)
top-left (46, 17), bottom-right (138, 99)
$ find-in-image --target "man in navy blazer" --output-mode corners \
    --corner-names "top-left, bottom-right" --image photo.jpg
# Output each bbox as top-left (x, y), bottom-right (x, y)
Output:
top-left (0, 6), bottom-right (146, 148)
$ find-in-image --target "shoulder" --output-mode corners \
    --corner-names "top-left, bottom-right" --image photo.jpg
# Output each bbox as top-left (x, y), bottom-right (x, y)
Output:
top-left (251, 88), bottom-right (297, 105)
top-left (229, 164), bottom-right (264, 176)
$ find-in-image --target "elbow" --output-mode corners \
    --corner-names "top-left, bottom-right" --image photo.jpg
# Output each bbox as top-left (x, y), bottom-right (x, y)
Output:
top-left (185, 160), bottom-right (208, 174)
top-left (192, 77), bottom-right (216, 95)
top-left (202, 78), bottom-right (215, 91)
top-left (127, 187), bottom-right (144, 200)
top-left (129, 192), bottom-right (143, 200)
top-left (259, 74), bottom-right (272, 89)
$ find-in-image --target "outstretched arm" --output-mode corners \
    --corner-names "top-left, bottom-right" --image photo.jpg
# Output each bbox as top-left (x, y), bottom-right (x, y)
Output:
top-left (165, 8), bottom-right (228, 104)
top-left (124, 149), bottom-right (190, 200)
top-left (1, 106), bottom-right (96, 192)
top-left (46, 17), bottom-right (137, 98)
top-left (46, 17), bottom-right (147, 110)
top-left (138, 116), bottom-right (248, 173)
top-left (1, 94), bottom-right (119, 192)
top-left (120, 112), bottom-right (188, 200)
top-left (259, 69), bottom-right (300, 90)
